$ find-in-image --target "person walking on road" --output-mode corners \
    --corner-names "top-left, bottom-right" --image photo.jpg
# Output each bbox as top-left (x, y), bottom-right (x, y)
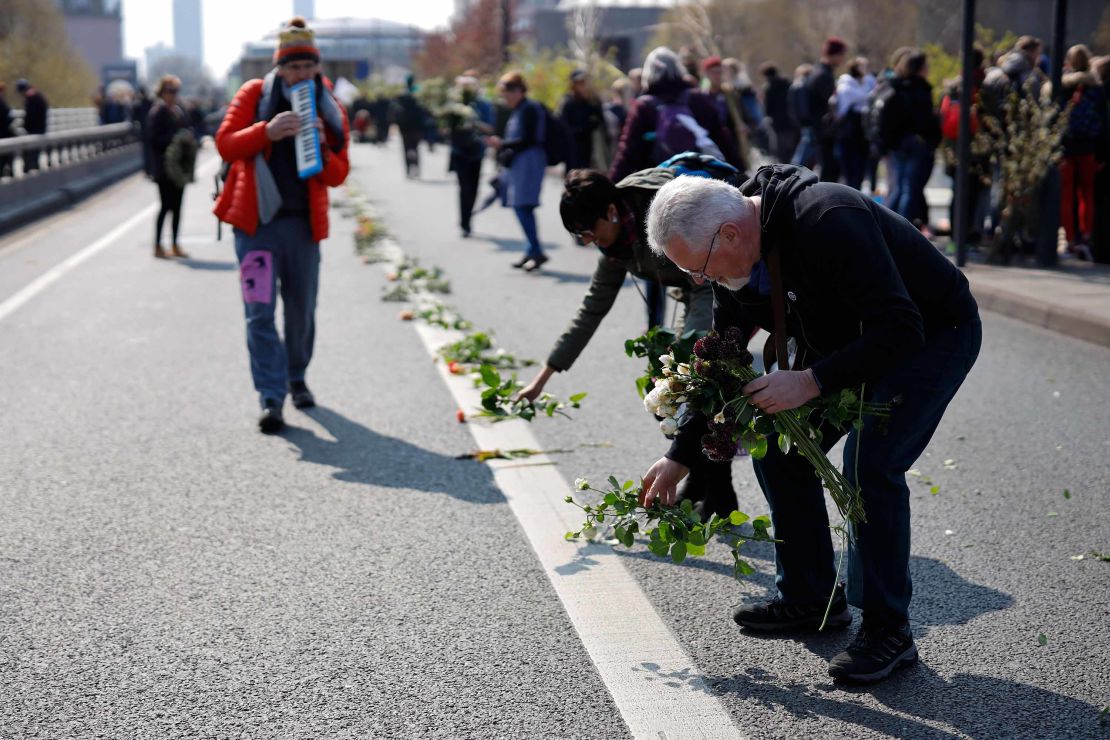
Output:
top-left (446, 75), bottom-right (494, 238)
top-left (393, 76), bottom-right (428, 178)
top-left (885, 50), bottom-right (941, 230)
top-left (558, 69), bottom-right (604, 171)
top-left (610, 46), bottom-right (743, 328)
top-left (1058, 44), bottom-right (1108, 260)
top-left (488, 71), bottom-right (549, 272)
top-left (214, 15), bottom-right (350, 433)
top-left (833, 57), bottom-right (876, 191)
top-left (0, 81), bottom-right (14, 178)
top-left (638, 164), bottom-right (981, 684)
top-left (792, 38), bottom-right (845, 179)
top-left (761, 62), bottom-right (799, 164)
top-left (148, 75), bottom-right (192, 259)
top-left (15, 79), bottom-right (48, 173)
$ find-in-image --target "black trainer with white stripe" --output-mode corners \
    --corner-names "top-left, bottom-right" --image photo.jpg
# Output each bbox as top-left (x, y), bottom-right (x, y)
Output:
top-left (827, 617), bottom-right (918, 683)
top-left (731, 583), bottom-right (852, 631)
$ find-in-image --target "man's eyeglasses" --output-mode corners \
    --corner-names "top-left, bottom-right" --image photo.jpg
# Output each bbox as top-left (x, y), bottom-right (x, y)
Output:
top-left (680, 226), bottom-right (722, 283)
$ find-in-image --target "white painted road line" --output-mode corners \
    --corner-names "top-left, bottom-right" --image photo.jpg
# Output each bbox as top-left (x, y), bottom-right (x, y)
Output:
top-left (0, 157), bottom-right (221, 325)
top-left (410, 317), bottom-right (746, 740)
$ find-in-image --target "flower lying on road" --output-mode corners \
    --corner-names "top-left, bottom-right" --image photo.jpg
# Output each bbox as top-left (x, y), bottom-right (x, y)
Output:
top-left (566, 477), bottom-right (775, 579)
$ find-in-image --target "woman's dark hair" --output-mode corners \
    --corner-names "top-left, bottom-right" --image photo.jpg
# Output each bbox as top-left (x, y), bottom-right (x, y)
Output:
top-left (896, 49), bottom-right (928, 79)
top-left (560, 169), bottom-right (617, 233)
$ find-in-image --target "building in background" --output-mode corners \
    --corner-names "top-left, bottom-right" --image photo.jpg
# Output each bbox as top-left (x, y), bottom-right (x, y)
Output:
top-left (532, 0), bottom-right (677, 71)
top-left (294, 0), bottom-right (317, 20)
top-left (144, 42), bottom-right (176, 78)
top-left (57, 0), bottom-right (126, 82)
top-left (235, 17), bottom-right (424, 85)
top-left (173, 0), bottom-right (204, 66)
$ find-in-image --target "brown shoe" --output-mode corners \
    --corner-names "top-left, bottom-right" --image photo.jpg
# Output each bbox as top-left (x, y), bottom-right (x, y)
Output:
top-left (154, 245), bottom-right (169, 259)
top-left (170, 244), bottom-right (189, 258)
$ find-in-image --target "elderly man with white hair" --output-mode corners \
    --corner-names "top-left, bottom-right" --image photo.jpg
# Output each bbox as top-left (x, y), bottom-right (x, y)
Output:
top-left (639, 163), bottom-right (981, 684)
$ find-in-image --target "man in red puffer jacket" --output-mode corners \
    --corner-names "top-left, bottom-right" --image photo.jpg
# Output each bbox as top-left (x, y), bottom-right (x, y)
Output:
top-left (215, 15), bottom-right (349, 433)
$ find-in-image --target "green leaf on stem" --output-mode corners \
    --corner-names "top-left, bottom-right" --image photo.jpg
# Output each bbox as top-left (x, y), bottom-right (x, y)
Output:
top-left (670, 541), bottom-right (687, 564)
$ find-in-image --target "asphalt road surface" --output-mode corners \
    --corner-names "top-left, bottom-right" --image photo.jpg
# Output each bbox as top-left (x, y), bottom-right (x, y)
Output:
top-left (0, 140), bottom-right (1107, 739)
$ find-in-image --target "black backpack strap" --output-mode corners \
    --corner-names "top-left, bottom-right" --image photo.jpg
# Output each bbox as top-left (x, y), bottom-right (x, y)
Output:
top-left (766, 246), bottom-right (791, 372)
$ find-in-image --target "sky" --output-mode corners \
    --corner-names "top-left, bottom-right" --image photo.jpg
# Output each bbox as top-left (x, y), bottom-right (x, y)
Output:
top-left (122, 0), bottom-right (456, 77)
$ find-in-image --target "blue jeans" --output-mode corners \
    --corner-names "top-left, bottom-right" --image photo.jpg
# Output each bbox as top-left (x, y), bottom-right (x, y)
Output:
top-left (891, 136), bottom-right (934, 224)
top-left (791, 127), bottom-right (819, 169)
top-left (513, 205), bottom-right (544, 260)
top-left (752, 318), bottom-right (982, 622)
top-left (234, 215), bottom-right (321, 407)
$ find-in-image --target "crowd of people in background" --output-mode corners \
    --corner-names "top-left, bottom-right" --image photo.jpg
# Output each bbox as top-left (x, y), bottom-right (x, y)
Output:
top-left (336, 32), bottom-right (1109, 269)
top-left (3, 28), bottom-right (1108, 267)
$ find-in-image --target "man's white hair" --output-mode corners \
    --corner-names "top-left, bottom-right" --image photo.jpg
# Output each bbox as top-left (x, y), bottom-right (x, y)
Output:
top-left (641, 46), bottom-right (685, 91)
top-left (645, 176), bottom-right (747, 256)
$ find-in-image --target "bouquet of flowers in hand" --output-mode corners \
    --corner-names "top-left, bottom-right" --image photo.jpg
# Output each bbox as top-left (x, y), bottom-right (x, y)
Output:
top-left (643, 327), bottom-right (893, 528)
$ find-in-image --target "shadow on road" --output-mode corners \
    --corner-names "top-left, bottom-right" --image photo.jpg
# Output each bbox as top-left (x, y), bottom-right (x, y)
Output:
top-left (279, 405), bottom-right (503, 505)
top-left (635, 660), bottom-right (1105, 739)
top-left (177, 259), bottom-right (238, 271)
top-left (473, 234), bottom-right (562, 255)
top-left (611, 549), bottom-right (1010, 640)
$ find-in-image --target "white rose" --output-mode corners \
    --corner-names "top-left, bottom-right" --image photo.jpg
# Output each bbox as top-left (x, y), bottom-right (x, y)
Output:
top-left (574, 478), bottom-right (589, 491)
top-left (659, 353), bottom-right (674, 367)
top-left (676, 363), bottom-right (691, 376)
top-left (659, 416), bottom-right (679, 435)
top-left (658, 403), bottom-right (678, 418)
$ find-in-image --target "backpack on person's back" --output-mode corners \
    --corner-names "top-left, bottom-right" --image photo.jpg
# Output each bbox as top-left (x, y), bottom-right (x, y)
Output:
top-left (1067, 84), bottom-right (1105, 141)
top-left (865, 79), bottom-right (901, 152)
top-left (640, 91), bottom-right (726, 163)
top-left (538, 102), bottom-right (571, 167)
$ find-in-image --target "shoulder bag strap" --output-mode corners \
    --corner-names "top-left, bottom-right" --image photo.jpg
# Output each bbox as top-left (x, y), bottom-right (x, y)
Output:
top-left (766, 246), bottom-right (791, 371)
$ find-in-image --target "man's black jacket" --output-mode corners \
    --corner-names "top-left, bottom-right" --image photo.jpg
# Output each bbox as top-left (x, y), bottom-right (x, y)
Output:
top-left (667, 164), bottom-right (979, 467)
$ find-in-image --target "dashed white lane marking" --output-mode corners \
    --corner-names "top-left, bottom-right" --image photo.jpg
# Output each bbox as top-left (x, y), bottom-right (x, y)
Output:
top-left (0, 157), bottom-right (221, 325)
top-left (408, 314), bottom-right (745, 739)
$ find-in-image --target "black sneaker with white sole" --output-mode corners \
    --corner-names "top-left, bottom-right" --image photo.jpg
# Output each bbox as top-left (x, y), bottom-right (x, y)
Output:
top-left (732, 583), bottom-right (852, 631)
top-left (258, 399), bottom-right (285, 434)
top-left (827, 617), bottom-right (918, 684)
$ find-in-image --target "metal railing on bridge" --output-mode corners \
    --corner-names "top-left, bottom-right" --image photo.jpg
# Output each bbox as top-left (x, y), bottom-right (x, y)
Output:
top-left (0, 123), bottom-right (144, 234)
top-left (0, 123), bottom-right (138, 180)
top-left (7, 107), bottom-right (101, 135)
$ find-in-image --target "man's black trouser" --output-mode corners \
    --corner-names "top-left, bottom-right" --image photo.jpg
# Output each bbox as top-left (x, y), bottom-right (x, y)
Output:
top-left (454, 156), bottom-right (482, 232)
top-left (752, 318), bottom-right (982, 623)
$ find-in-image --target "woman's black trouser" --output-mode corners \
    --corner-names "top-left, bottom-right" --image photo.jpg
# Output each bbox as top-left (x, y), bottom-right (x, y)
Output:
top-left (155, 178), bottom-right (185, 246)
top-left (454, 156), bottom-right (483, 232)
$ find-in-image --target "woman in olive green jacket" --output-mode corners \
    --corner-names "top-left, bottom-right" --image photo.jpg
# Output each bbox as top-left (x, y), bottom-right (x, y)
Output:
top-left (519, 168), bottom-right (736, 518)
top-left (519, 167), bottom-right (713, 397)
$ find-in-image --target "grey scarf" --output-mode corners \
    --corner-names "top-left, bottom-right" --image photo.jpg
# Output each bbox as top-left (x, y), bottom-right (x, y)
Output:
top-left (253, 69), bottom-right (347, 224)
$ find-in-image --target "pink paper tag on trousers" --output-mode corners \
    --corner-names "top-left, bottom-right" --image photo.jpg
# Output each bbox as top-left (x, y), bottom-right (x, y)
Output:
top-left (240, 250), bottom-right (273, 304)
